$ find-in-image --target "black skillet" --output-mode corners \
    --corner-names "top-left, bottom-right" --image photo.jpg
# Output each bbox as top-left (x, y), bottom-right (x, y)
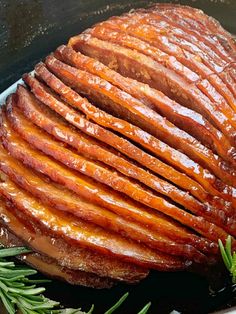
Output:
top-left (0, 1), bottom-right (236, 313)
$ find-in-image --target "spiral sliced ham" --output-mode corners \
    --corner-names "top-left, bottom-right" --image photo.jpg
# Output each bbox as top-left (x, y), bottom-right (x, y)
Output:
top-left (55, 45), bottom-right (227, 159)
top-left (70, 32), bottom-right (236, 147)
top-left (0, 4), bottom-right (236, 287)
top-left (5, 100), bottom-right (232, 236)
top-left (29, 68), bottom-right (231, 201)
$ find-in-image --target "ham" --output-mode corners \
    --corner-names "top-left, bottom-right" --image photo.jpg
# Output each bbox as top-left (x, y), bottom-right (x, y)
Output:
top-left (44, 55), bottom-right (236, 186)
top-left (5, 101), bottom-right (233, 235)
top-left (1, 104), bottom-right (221, 255)
top-left (25, 68), bottom-right (236, 206)
top-left (0, 212), bottom-right (114, 288)
top-left (0, 198), bottom-right (147, 283)
top-left (70, 33), bottom-right (236, 147)
top-left (1, 4), bottom-right (235, 286)
top-left (150, 4), bottom-right (236, 61)
top-left (3, 117), bottom-right (212, 262)
top-left (56, 45), bottom-right (234, 166)
top-left (0, 169), bottom-right (187, 271)
top-left (31, 66), bottom-right (225, 197)
top-left (130, 10), bottom-right (228, 71)
top-left (76, 15), bottom-right (236, 131)
top-left (11, 84), bottom-right (229, 216)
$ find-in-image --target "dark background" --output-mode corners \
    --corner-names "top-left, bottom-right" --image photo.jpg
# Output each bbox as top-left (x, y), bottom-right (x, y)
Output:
top-left (0, 1), bottom-right (236, 313)
top-left (0, 0), bottom-right (236, 93)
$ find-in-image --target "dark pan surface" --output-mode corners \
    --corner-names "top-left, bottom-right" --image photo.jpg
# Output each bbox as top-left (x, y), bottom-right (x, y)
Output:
top-left (0, 1), bottom-right (236, 313)
top-left (0, 0), bottom-right (236, 93)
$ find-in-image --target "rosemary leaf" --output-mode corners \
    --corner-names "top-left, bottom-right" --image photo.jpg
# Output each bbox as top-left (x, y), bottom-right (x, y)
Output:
top-left (104, 292), bottom-right (129, 314)
top-left (0, 247), bottom-right (31, 258)
top-left (219, 235), bottom-right (236, 284)
top-left (0, 289), bottom-right (15, 314)
top-left (219, 238), bottom-right (231, 271)
top-left (137, 302), bottom-right (152, 314)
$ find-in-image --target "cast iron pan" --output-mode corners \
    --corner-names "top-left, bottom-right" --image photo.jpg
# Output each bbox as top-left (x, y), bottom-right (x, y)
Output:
top-left (0, 1), bottom-right (236, 313)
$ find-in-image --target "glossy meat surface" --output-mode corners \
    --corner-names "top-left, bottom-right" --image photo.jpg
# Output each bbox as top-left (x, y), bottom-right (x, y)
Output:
top-left (31, 66), bottom-right (236, 203)
top-left (5, 99), bottom-right (232, 236)
top-left (11, 91), bottom-right (231, 245)
top-left (3, 110), bottom-right (213, 262)
top-left (56, 45), bottom-right (229, 160)
top-left (70, 31), bottom-right (236, 147)
top-left (0, 211), bottom-right (114, 288)
top-left (0, 4), bottom-right (236, 287)
top-left (44, 54), bottom-right (236, 187)
top-left (0, 198), bottom-right (147, 283)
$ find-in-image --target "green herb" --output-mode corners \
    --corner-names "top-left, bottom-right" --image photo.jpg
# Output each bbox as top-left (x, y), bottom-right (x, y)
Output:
top-left (219, 235), bottom-right (236, 284)
top-left (104, 292), bottom-right (151, 314)
top-left (0, 246), bottom-right (151, 314)
top-left (104, 292), bottom-right (129, 314)
top-left (137, 302), bottom-right (152, 314)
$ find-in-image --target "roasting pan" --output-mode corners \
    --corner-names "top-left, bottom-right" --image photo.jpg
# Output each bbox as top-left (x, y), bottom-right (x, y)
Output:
top-left (0, 0), bottom-right (236, 313)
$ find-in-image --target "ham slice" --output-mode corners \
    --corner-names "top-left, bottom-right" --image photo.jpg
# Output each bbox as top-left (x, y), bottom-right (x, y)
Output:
top-left (129, 10), bottom-right (233, 85)
top-left (219, 66), bottom-right (236, 100)
top-left (139, 8), bottom-right (230, 67)
top-left (0, 197), bottom-right (147, 283)
top-left (91, 12), bottom-right (225, 77)
top-left (101, 12), bottom-right (235, 119)
top-left (31, 66), bottom-right (226, 197)
top-left (0, 212), bottom-right (114, 288)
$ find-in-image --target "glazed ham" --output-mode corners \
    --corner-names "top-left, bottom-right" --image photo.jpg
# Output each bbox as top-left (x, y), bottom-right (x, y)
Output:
top-left (0, 4), bottom-right (236, 287)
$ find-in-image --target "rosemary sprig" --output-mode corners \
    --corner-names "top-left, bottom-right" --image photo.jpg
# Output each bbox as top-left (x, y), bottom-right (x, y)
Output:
top-left (104, 292), bottom-right (129, 314)
top-left (219, 235), bottom-right (236, 284)
top-left (0, 246), bottom-right (151, 314)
